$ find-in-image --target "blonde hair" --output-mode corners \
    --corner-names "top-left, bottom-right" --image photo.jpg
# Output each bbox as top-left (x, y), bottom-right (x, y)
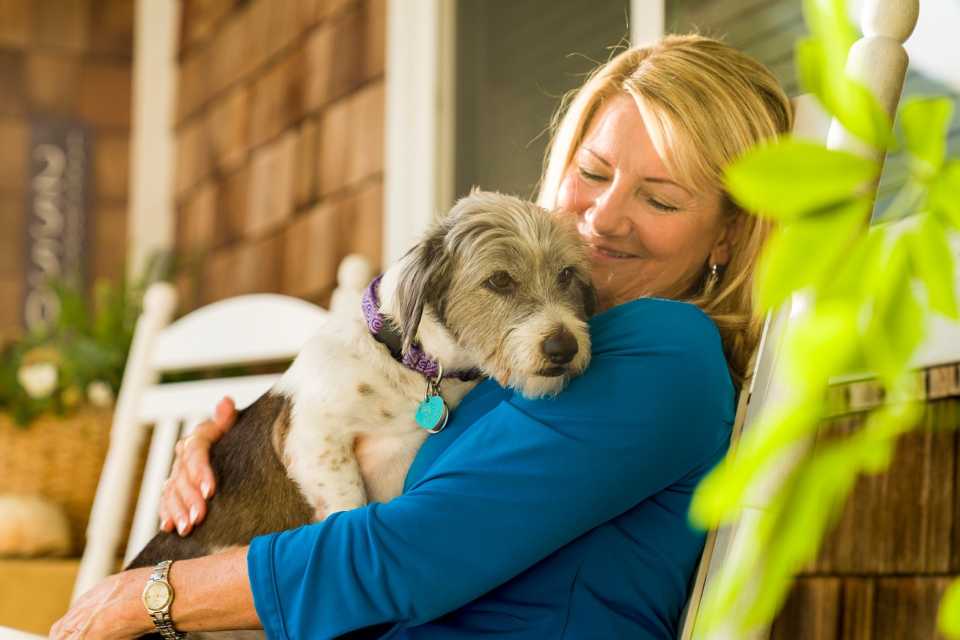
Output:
top-left (537, 34), bottom-right (793, 388)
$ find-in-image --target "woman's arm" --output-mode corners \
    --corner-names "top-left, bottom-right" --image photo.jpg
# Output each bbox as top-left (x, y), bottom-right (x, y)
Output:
top-left (55, 300), bottom-right (732, 638)
top-left (50, 547), bottom-right (258, 638)
top-left (249, 302), bottom-right (735, 638)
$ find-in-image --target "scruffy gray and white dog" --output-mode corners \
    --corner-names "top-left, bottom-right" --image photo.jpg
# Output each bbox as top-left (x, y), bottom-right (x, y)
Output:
top-left (128, 191), bottom-right (596, 590)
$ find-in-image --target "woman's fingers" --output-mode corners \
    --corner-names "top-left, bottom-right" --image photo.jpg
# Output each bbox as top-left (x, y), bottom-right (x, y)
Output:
top-left (185, 396), bottom-right (237, 499)
top-left (158, 396), bottom-right (237, 535)
top-left (180, 432), bottom-right (215, 499)
top-left (214, 396), bottom-right (237, 433)
top-left (158, 477), bottom-right (188, 535)
top-left (173, 464), bottom-right (208, 534)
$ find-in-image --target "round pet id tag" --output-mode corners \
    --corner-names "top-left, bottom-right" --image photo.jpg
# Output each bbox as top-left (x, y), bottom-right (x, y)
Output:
top-left (416, 395), bottom-right (449, 433)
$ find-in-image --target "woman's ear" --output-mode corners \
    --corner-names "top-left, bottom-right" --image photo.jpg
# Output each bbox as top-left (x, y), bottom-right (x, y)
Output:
top-left (709, 217), bottom-right (735, 267)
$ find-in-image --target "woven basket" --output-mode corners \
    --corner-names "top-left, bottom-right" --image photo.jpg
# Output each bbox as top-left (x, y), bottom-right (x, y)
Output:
top-left (0, 409), bottom-right (115, 555)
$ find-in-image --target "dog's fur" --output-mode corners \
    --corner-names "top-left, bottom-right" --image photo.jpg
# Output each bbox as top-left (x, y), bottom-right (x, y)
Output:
top-left (127, 191), bottom-right (596, 637)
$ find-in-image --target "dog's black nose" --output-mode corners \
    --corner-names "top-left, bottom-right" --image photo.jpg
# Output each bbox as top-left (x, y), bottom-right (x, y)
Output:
top-left (542, 328), bottom-right (578, 365)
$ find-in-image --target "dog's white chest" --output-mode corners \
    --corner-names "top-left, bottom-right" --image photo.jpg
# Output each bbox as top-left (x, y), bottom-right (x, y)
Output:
top-left (274, 314), bottom-right (473, 517)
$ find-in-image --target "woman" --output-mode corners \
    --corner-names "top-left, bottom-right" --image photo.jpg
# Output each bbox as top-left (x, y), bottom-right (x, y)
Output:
top-left (53, 34), bottom-right (791, 639)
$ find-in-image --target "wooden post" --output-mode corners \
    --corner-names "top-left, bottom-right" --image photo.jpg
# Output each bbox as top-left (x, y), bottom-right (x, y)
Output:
top-left (827, 0), bottom-right (919, 162)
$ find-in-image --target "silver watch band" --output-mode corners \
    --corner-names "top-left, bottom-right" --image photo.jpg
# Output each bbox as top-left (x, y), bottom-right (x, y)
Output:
top-left (150, 609), bottom-right (185, 640)
top-left (148, 560), bottom-right (186, 640)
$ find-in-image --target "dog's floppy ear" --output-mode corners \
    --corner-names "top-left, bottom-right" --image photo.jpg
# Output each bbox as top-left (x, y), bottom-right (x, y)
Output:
top-left (394, 225), bottom-right (451, 354)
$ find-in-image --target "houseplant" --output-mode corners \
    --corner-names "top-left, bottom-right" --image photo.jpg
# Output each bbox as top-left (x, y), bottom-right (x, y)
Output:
top-left (0, 256), bottom-right (171, 553)
top-left (688, 0), bottom-right (960, 636)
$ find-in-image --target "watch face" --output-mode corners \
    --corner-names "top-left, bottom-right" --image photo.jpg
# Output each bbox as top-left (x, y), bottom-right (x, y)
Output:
top-left (143, 581), bottom-right (172, 611)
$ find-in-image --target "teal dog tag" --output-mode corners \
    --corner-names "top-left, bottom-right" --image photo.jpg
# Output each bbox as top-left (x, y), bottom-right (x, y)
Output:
top-left (416, 395), bottom-right (449, 433)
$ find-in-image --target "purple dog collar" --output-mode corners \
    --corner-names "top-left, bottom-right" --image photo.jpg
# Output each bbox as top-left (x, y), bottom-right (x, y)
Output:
top-left (361, 275), bottom-right (483, 382)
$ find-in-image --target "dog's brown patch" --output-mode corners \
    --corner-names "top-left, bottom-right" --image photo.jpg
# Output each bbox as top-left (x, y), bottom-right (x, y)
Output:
top-left (127, 392), bottom-right (313, 571)
top-left (357, 383), bottom-right (375, 396)
top-left (379, 407), bottom-right (394, 420)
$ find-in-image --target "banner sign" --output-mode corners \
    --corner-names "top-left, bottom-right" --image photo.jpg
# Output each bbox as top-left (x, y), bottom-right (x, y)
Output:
top-left (22, 117), bottom-right (94, 333)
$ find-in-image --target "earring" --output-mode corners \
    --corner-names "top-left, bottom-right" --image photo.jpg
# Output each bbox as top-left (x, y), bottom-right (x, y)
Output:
top-left (704, 263), bottom-right (721, 296)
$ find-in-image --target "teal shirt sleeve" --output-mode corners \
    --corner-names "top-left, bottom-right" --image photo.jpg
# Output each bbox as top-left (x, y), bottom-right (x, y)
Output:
top-left (247, 298), bottom-right (734, 639)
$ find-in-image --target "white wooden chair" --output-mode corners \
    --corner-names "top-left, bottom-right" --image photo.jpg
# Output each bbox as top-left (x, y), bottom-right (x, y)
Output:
top-left (69, 255), bottom-right (372, 601)
top-left (0, 268), bottom-right (355, 640)
top-left (678, 1), bottom-right (919, 638)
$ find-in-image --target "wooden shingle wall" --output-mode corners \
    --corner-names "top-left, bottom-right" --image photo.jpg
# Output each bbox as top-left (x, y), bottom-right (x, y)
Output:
top-left (770, 365), bottom-right (960, 639)
top-left (173, 0), bottom-right (385, 311)
top-left (0, 0), bottom-right (134, 340)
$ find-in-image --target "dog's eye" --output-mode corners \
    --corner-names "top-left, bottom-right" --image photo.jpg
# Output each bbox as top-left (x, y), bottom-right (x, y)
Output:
top-left (484, 271), bottom-right (516, 293)
top-left (558, 267), bottom-right (575, 287)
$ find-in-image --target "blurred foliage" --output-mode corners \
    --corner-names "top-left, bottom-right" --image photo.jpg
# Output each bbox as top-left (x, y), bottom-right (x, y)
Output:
top-left (0, 253), bottom-right (173, 427)
top-left (688, 0), bottom-right (960, 636)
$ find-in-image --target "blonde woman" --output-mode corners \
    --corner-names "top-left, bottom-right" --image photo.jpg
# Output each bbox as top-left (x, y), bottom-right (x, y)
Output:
top-left (54, 35), bottom-right (791, 639)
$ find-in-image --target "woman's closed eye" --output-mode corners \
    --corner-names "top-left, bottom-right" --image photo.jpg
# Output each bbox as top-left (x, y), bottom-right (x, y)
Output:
top-left (646, 197), bottom-right (679, 212)
top-left (578, 167), bottom-right (607, 183)
top-left (578, 167), bottom-right (680, 212)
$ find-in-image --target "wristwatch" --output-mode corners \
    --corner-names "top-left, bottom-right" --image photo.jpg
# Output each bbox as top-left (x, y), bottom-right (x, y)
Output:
top-left (142, 560), bottom-right (186, 639)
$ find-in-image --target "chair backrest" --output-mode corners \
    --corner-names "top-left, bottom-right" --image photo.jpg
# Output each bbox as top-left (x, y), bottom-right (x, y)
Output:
top-left (678, 1), bottom-right (919, 635)
top-left (72, 255), bottom-right (372, 600)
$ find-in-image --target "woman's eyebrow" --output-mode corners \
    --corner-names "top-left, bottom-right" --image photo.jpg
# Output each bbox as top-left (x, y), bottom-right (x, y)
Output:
top-left (582, 147), bottom-right (612, 168)
top-left (643, 177), bottom-right (692, 196)
top-left (582, 146), bottom-right (691, 195)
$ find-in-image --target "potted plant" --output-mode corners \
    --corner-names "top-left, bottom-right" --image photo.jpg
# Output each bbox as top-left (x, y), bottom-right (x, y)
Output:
top-left (0, 257), bottom-right (171, 554)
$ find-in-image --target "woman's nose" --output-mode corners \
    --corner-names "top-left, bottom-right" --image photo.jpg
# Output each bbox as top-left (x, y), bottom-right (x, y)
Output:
top-left (584, 186), bottom-right (631, 236)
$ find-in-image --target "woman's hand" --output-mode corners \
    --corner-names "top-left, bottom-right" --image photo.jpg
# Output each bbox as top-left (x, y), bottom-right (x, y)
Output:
top-left (158, 396), bottom-right (237, 536)
top-left (49, 568), bottom-right (153, 639)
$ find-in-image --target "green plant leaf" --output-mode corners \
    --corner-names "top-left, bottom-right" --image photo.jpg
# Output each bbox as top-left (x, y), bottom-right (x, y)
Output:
top-left (900, 96), bottom-right (954, 173)
top-left (690, 399), bottom-right (824, 528)
top-left (864, 238), bottom-right (927, 387)
top-left (725, 139), bottom-right (878, 221)
top-left (907, 214), bottom-right (959, 319)
top-left (939, 578), bottom-right (960, 638)
top-left (929, 161), bottom-right (960, 229)
top-left (800, 0), bottom-right (893, 148)
top-left (690, 0), bottom-right (955, 633)
top-left (832, 78), bottom-right (894, 150)
top-left (802, 0), bottom-right (857, 63)
top-left (795, 37), bottom-right (826, 99)
top-left (754, 198), bottom-right (871, 310)
top-left (822, 225), bottom-right (887, 300)
top-left (784, 301), bottom-right (860, 390)
top-left (745, 446), bottom-right (856, 627)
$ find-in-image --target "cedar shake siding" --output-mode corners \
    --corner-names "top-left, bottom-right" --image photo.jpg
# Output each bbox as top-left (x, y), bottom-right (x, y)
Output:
top-left (173, 0), bottom-right (385, 311)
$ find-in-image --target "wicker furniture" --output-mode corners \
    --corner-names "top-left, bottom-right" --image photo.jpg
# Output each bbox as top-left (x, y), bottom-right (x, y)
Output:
top-left (0, 409), bottom-right (113, 553)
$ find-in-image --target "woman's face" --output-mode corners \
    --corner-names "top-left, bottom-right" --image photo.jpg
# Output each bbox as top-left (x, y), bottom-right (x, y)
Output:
top-left (556, 94), bottom-right (730, 311)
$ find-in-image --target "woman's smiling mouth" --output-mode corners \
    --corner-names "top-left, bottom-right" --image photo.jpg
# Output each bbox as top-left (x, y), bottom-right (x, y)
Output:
top-left (588, 244), bottom-right (639, 260)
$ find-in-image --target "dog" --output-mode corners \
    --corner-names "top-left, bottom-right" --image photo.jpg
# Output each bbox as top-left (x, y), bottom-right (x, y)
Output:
top-left (127, 191), bottom-right (596, 635)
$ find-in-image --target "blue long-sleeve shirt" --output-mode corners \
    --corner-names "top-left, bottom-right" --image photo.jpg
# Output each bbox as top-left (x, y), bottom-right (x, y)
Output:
top-left (248, 297), bottom-right (735, 639)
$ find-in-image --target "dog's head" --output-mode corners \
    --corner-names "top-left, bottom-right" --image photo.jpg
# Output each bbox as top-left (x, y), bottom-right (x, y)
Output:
top-left (395, 189), bottom-right (595, 398)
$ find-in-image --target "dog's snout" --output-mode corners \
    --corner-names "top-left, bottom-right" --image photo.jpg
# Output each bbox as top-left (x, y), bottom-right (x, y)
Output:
top-left (542, 328), bottom-right (578, 365)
